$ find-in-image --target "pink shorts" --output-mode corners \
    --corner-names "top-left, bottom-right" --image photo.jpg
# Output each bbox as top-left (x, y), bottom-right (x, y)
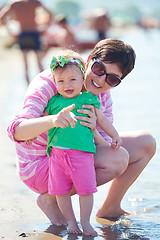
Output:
top-left (48, 148), bottom-right (97, 196)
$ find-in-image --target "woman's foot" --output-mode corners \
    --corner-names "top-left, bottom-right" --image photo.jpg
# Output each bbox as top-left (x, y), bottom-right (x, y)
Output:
top-left (81, 221), bottom-right (97, 236)
top-left (37, 193), bottom-right (67, 225)
top-left (96, 205), bottom-right (130, 219)
top-left (67, 221), bottom-right (82, 234)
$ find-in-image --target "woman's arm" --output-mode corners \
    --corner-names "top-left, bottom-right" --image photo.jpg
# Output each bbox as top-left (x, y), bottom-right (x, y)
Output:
top-left (14, 104), bottom-right (77, 141)
top-left (14, 115), bottom-right (54, 141)
top-left (7, 70), bottom-right (57, 142)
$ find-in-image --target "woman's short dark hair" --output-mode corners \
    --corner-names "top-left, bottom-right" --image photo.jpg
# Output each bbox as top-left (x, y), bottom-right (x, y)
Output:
top-left (90, 38), bottom-right (136, 79)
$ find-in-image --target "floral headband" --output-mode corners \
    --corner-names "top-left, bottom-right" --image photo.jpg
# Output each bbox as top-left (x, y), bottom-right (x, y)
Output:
top-left (50, 56), bottom-right (85, 79)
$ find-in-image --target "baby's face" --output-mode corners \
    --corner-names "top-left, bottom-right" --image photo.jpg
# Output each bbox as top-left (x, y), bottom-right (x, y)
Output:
top-left (54, 65), bottom-right (84, 98)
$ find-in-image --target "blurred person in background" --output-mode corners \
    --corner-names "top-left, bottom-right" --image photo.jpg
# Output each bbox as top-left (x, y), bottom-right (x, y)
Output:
top-left (43, 14), bottom-right (81, 52)
top-left (55, 14), bottom-right (80, 50)
top-left (43, 14), bottom-right (98, 53)
top-left (89, 8), bottom-right (111, 40)
top-left (0, 0), bottom-right (52, 85)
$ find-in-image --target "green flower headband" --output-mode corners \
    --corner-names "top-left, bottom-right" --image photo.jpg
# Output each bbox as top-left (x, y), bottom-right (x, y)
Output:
top-left (50, 56), bottom-right (85, 79)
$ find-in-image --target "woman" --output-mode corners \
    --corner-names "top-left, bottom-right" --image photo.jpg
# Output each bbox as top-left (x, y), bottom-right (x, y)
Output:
top-left (8, 39), bottom-right (156, 226)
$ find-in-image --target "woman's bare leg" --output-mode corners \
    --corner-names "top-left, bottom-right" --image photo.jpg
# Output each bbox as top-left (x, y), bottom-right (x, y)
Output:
top-left (96, 131), bottom-right (156, 218)
top-left (37, 193), bottom-right (67, 225)
top-left (95, 143), bottom-right (129, 187)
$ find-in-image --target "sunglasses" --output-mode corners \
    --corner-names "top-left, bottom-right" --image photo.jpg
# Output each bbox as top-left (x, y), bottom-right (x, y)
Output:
top-left (91, 59), bottom-right (122, 87)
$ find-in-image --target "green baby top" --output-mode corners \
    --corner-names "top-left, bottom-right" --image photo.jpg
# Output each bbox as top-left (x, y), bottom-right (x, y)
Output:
top-left (46, 92), bottom-right (100, 156)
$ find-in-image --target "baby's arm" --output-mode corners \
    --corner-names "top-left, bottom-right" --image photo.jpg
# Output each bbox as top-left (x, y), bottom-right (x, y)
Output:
top-left (95, 107), bottom-right (122, 150)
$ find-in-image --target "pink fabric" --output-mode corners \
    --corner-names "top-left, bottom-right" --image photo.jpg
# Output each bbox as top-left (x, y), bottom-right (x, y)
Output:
top-left (7, 69), bottom-right (57, 181)
top-left (48, 148), bottom-right (97, 196)
top-left (23, 156), bottom-right (49, 194)
top-left (7, 69), bottom-right (113, 190)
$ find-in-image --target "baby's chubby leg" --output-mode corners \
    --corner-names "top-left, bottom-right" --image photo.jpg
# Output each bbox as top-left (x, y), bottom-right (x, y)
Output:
top-left (56, 194), bottom-right (82, 234)
top-left (79, 194), bottom-right (97, 236)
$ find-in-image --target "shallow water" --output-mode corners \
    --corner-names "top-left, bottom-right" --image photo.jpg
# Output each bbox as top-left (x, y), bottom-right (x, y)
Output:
top-left (2, 28), bottom-right (160, 239)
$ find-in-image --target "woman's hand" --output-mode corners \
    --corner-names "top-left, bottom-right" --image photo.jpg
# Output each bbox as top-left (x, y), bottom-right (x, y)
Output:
top-left (25, 137), bottom-right (37, 146)
top-left (53, 104), bottom-right (77, 129)
top-left (76, 104), bottom-right (97, 132)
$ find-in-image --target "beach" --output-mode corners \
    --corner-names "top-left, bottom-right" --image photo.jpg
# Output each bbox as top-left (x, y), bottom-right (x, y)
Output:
top-left (0, 28), bottom-right (160, 240)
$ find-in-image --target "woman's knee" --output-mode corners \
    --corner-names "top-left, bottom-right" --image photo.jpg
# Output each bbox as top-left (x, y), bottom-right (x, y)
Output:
top-left (101, 146), bottom-right (129, 177)
top-left (95, 144), bottom-right (129, 173)
top-left (136, 131), bottom-right (156, 158)
top-left (143, 132), bottom-right (156, 159)
top-left (121, 130), bottom-right (156, 163)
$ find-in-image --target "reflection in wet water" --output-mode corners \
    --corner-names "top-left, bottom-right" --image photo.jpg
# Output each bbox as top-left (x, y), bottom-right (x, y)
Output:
top-left (42, 216), bottom-right (156, 240)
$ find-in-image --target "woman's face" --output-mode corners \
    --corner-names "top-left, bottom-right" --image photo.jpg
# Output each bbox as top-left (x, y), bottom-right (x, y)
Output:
top-left (85, 59), bottom-right (122, 95)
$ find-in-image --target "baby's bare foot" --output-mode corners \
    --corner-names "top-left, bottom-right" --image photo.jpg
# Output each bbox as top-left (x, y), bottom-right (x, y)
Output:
top-left (37, 193), bottom-right (67, 226)
top-left (68, 221), bottom-right (82, 235)
top-left (81, 221), bottom-right (97, 236)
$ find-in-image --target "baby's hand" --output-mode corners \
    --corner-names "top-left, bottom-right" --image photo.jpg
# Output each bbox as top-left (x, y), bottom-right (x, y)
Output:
top-left (111, 135), bottom-right (122, 150)
top-left (54, 104), bottom-right (77, 129)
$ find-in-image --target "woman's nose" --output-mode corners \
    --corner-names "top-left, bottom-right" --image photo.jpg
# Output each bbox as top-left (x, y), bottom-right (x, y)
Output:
top-left (97, 75), bottom-right (106, 83)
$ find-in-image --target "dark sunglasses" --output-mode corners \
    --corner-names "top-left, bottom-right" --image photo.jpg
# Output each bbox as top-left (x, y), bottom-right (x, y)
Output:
top-left (91, 59), bottom-right (122, 87)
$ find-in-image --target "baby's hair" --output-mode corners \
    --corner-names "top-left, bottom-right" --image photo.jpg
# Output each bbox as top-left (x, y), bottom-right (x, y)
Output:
top-left (54, 49), bottom-right (85, 67)
top-left (51, 49), bottom-right (85, 80)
